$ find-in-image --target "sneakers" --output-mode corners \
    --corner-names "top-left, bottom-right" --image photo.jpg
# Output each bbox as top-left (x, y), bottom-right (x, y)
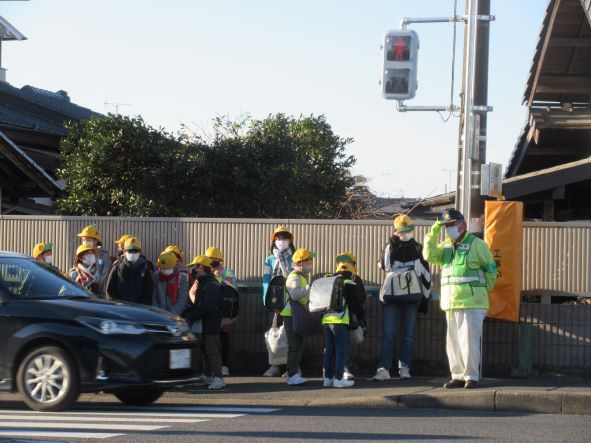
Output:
top-left (343, 369), bottom-right (354, 380)
top-left (263, 365), bottom-right (281, 377)
top-left (323, 377), bottom-right (334, 387)
top-left (464, 380), bottom-right (479, 389)
top-left (443, 379), bottom-right (464, 389)
top-left (222, 366), bottom-right (230, 376)
top-left (372, 367), bottom-right (390, 381)
top-left (286, 373), bottom-right (308, 385)
top-left (333, 378), bottom-right (355, 388)
top-left (199, 374), bottom-right (212, 384)
top-left (399, 365), bottom-right (411, 379)
top-left (208, 376), bottom-right (226, 390)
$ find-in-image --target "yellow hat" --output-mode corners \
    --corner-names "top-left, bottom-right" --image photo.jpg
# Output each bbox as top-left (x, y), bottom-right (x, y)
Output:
top-left (271, 225), bottom-right (293, 241)
top-left (292, 248), bottom-right (316, 263)
top-left (393, 214), bottom-right (414, 232)
top-left (164, 245), bottom-right (184, 259)
top-left (188, 255), bottom-right (213, 268)
top-left (336, 262), bottom-right (355, 273)
top-left (115, 234), bottom-right (131, 245)
top-left (75, 244), bottom-right (97, 258)
top-left (335, 252), bottom-right (356, 263)
top-left (124, 236), bottom-right (142, 251)
top-left (77, 225), bottom-right (100, 240)
top-left (157, 251), bottom-right (177, 269)
top-left (205, 247), bottom-right (223, 261)
top-left (32, 242), bottom-right (53, 258)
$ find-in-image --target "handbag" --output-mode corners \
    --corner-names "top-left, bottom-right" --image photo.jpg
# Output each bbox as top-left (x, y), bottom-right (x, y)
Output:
top-left (290, 298), bottom-right (324, 337)
top-left (379, 266), bottom-right (424, 304)
top-left (264, 313), bottom-right (288, 365)
top-left (349, 326), bottom-right (364, 345)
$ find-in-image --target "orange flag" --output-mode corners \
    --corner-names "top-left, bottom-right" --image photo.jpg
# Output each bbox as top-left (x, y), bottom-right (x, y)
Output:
top-left (484, 201), bottom-right (523, 322)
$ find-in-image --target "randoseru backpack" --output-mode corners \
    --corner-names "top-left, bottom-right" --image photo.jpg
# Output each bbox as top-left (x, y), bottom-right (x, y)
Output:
top-left (308, 275), bottom-right (345, 313)
top-left (265, 275), bottom-right (286, 311)
top-left (219, 282), bottom-right (240, 318)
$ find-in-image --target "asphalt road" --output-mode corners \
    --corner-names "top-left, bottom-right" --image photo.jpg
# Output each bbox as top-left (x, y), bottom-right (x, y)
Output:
top-left (0, 399), bottom-right (590, 442)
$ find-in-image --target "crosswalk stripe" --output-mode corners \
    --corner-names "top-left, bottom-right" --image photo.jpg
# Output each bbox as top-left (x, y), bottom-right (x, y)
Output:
top-left (0, 430), bottom-right (124, 439)
top-left (121, 406), bottom-right (281, 413)
top-left (0, 421), bottom-right (169, 431)
top-left (0, 409), bottom-right (244, 419)
top-left (0, 413), bottom-right (207, 423)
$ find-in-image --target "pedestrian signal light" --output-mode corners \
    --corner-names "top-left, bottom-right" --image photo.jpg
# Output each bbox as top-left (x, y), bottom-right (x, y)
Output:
top-left (381, 30), bottom-right (419, 100)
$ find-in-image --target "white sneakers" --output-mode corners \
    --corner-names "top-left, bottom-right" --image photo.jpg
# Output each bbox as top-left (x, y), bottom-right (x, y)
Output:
top-left (372, 367), bottom-right (391, 381)
top-left (262, 365), bottom-right (281, 377)
top-left (399, 365), bottom-right (412, 379)
top-left (333, 378), bottom-right (355, 388)
top-left (222, 366), bottom-right (230, 376)
top-left (286, 373), bottom-right (308, 385)
top-left (199, 374), bottom-right (212, 384)
top-left (343, 369), bottom-right (354, 380)
top-left (323, 377), bottom-right (334, 387)
top-left (208, 376), bottom-right (226, 390)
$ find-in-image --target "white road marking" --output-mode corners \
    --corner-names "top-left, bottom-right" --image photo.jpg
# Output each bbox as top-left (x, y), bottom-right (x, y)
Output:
top-left (123, 406), bottom-right (281, 413)
top-left (0, 413), bottom-right (207, 423)
top-left (0, 421), bottom-right (168, 431)
top-left (0, 409), bottom-right (244, 419)
top-left (0, 430), bottom-right (123, 439)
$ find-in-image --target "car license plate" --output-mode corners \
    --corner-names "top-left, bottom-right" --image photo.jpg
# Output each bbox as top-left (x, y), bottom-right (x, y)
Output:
top-left (169, 349), bottom-right (191, 369)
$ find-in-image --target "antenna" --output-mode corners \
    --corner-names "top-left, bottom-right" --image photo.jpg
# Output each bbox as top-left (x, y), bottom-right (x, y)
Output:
top-left (104, 100), bottom-right (131, 115)
top-left (404, 187), bottom-right (438, 217)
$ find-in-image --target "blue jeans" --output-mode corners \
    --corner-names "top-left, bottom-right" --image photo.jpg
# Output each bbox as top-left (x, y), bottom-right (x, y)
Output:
top-left (378, 302), bottom-right (419, 370)
top-left (323, 324), bottom-right (350, 381)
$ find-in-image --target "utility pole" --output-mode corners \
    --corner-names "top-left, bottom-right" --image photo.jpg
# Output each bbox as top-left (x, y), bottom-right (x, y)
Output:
top-left (456, 0), bottom-right (492, 234)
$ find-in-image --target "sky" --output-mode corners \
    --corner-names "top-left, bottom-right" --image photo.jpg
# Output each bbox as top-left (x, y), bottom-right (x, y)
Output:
top-left (1, 0), bottom-right (546, 199)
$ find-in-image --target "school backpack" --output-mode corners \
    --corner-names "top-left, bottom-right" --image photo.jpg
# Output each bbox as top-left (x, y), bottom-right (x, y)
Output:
top-left (265, 275), bottom-right (286, 311)
top-left (219, 282), bottom-right (240, 318)
top-left (308, 275), bottom-right (345, 313)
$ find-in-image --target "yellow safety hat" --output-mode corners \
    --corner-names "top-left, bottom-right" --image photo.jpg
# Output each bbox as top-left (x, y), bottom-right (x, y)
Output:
top-left (114, 234), bottom-right (132, 245)
top-left (205, 247), bottom-right (223, 261)
top-left (335, 251), bottom-right (356, 264)
top-left (77, 225), bottom-right (100, 240)
top-left (393, 214), bottom-right (414, 232)
top-left (188, 255), bottom-right (213, 268)
top-left (32, 242), bottom-right (53, 258)
top-left (270, 225), bottom-right (293, 241)
top-left (157, 251), bottom-right (177, 270)
top-left (164, 245), bottom-right (183, 259)
top-left (292, 248), bottom-right (316, 263)
top-left (124, 236), bottom-right (142, 251)
top-left (336, 262), bottom-right (355, 273)
top-left (75, 244), bottom-right (97, 258)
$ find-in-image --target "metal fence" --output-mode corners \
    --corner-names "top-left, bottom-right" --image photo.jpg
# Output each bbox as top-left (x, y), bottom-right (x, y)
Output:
top-left (1, 216), bottom-right (590, 294)
top-left (1, 215), bottom-right (591, 374)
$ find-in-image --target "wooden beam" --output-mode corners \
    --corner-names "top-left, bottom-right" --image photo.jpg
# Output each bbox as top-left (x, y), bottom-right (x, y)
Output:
top-left (549, 37), bottom-right (591, 47)
top-left (528, 0), bottom-right (563, 107)
top-left (536, 75), bottom-right (591, 95)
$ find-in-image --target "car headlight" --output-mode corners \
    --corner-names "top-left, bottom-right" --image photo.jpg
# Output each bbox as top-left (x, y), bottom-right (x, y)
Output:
top-left (78, 316), bottom-right (147, 335)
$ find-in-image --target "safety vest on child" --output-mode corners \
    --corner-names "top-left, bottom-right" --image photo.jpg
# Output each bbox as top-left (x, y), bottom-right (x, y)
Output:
top-left (280, 270), bottom-right (308, 317)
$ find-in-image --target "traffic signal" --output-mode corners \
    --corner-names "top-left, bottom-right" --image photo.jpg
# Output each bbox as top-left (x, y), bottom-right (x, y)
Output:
top-left (381, 30), bottom-right (419, 100)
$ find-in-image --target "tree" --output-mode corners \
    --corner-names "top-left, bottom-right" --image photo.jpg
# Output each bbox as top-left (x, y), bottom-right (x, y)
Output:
top-left (56, 115), bottom-right (207, 216)
top-left (205, 114), bottom-right (356, 218)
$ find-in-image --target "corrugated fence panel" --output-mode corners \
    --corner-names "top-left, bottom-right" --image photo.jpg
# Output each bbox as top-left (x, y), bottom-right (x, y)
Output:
top-left (1, 216), bottom-right (591, 294)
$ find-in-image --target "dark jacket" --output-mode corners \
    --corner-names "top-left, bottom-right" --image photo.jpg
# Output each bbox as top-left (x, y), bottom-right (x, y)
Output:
top-left (106, 256), bottom-right (153, 305)
top-left (338, 271), bottom-right (367, 328)
top-left (183, 272), bottom-right (222, 335)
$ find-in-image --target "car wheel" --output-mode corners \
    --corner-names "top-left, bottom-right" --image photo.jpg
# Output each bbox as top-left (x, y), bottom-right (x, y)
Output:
top-left (115, 388), bottom-right (164, 406)
top-left (16, 346), bottom-right (80, 412)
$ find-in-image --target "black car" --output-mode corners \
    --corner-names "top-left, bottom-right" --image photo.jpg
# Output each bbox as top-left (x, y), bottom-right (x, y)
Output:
top-left (0, 252), bottom-right (199, 411)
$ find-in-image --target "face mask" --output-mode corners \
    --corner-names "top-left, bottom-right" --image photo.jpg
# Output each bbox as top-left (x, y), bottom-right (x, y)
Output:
top-left (446, 225), bottom-right (462, 240)
top-left (82, 239), bottom-right (96, 247)
top-left (125, 252), bottom-right (140, 263)
top-left (160, 268), bottom-right (174, 276)
top-left (399, 232), bottom-right (414, 242)
top-left (82, 254), bottom-right (96, 266)
top-left (275, 239), bottom-right (290, 251)
top-left (44, 255), bottom-right (53, 265)
top-left (301, 263), bottom-right (313, 274)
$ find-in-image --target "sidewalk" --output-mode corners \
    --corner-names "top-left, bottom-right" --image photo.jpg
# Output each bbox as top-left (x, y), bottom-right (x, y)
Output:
top-left (167, 376), bottom-right (591, 416)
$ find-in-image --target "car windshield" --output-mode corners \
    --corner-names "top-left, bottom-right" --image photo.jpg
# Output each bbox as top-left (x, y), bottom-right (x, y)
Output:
top-left (0, 257), bottom-right (90, 300)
